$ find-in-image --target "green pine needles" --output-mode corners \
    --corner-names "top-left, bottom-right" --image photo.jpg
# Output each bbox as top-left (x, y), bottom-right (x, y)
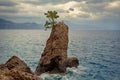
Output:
top-left (44, 11), bottom-right (59, 30)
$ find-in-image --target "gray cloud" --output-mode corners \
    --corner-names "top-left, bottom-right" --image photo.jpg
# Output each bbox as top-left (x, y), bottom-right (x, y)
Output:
top-left (86, 0), bottom-right (118, 4)
top-left (0, 0), bottom-right (119, 29)
top-left (78, 14), bottom-right (90, 18)
top-left (0, 0), bottom-right (17, 7)
top-left (0, 7), bottom-right (18, 13)
top-left (22, 0), bottom-right (71, 5)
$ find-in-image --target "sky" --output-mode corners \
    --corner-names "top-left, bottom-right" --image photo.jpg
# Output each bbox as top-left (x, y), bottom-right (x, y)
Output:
top-left (0, 0), bottom-right (120, 30)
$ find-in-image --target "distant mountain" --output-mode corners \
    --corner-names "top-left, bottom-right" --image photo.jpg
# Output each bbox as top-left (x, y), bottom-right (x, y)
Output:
top-left (0, 18), bottom-right (43, 29)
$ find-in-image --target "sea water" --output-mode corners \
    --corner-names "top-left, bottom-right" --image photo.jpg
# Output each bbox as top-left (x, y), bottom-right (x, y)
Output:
top-left (0, 30), bottom-right (120, 80)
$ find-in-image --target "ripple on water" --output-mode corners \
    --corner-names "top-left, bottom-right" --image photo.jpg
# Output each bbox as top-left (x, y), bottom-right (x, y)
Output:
top-left (0, 30), bottom-right (120, 80)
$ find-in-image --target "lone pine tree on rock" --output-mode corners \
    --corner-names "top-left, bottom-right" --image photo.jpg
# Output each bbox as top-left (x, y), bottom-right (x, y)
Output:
top-left (35, 11), bottom-right (79, 75)
top-left (44, 11), bottom-right (59, 30)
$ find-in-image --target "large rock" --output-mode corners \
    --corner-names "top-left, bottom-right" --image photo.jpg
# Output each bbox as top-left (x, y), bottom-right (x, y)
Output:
top-left (0, 69), bottom-right (42, 80)
top-left (0, 56), bottom-right (42, 80)
top-left (35, 22), bottom-right (68, 75)
top-left (5, 56), bottom-right (32, 73)
top-left (35, 22), bottom-right (79, 75)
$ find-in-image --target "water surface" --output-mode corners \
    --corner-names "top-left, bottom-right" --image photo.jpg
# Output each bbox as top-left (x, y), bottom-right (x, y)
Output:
top-left (0, 30), bottom-right (120, 80)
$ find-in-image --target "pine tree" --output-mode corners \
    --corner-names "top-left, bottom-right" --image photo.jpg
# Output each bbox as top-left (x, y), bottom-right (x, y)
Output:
top-left (44, 11), bottom-right (59, 30)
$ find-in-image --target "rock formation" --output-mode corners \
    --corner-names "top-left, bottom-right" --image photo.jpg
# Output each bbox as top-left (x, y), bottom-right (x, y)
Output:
top-left (35, 22), bottom-right (79, 75)
top-left (66, 57), bottom-right (79, 68)
top-left (0, 56), bottom-right (42, 80)
top-left (5, 56), bottom-right (32, 73)
top-left (0, 69), bottom-right (42, 80)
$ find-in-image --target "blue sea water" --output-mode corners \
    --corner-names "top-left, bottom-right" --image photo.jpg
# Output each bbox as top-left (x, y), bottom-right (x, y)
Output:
top-left (0, 30), bottom-right (120, 80)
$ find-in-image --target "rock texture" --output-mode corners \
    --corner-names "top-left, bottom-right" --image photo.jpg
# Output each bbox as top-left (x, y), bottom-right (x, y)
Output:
top-left (0, 69), bottom-right (42, 80)
top-left (5, 56), bottom-right (32, 73)
top-left (35, 22), bottom-right (79, 75)
top-left (0, 56), bottom-right (42, 80)
top-left (66, 57), bottom-right (79, 68)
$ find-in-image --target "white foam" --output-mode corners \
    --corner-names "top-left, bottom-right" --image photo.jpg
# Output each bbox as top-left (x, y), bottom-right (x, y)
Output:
top-left (40, 65), bottom-right (87, 80)
top-left (66, 65), bottom-right (87, 74)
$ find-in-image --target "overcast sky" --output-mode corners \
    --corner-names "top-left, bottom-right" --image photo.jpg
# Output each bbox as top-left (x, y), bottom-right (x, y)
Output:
top-left (0, 0), bottom-right (120, 30)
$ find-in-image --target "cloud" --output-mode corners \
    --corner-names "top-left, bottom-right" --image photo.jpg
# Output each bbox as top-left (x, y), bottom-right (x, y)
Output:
top-left (105, 1), bottom-right (120, 14)
top-left (0, 0), bottom-right (17, 7)
top-left (0, 0), bottom-right (120, 29)
top-left (107, 1), bottom-right (120, 8)
top-left (18, 0), bottom-right (71, 5)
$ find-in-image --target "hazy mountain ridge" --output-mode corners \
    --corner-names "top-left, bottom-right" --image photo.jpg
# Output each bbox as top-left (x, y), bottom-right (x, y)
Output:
top-left (0, 18), bottom-right (43, 29)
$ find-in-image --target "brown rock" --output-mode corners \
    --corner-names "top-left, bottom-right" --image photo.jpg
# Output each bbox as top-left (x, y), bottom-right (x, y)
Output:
top-left (66, 57), bottom-right (79, 68)
top-left (0, 69), bottom-right (42, 80)
top-left (35, 22), bottom-right (79, 75)
top-left (5, 56), bottom-right (32, 73)
top-left (35, 22), bottom-right (69, 75)
top-left (0, 64), bottom-right (9, 73)
top-left (0, 56), bottom-right (42, 80)
top-left (7, 69), bottom-right (42, 80)
top-left (0, 75), bottom-right (14, 80)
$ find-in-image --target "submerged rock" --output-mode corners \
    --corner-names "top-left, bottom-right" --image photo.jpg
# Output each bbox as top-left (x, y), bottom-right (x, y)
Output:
top-left (0, 56), bottom-right (42, 80)
top-left (35, 22), bottom-right (79, 75)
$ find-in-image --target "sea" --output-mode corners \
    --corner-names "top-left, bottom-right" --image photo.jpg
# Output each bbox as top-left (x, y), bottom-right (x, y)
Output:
top-left (0, 30), bottom-right (120, 80)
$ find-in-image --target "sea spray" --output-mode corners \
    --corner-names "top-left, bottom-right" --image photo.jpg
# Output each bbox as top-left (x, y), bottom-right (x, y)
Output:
top-left (40, 65), bottom-right (87, 80)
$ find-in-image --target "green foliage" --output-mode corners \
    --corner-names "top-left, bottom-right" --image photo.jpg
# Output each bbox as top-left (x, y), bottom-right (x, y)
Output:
top-left (44, 11), bottom-right (59, 30)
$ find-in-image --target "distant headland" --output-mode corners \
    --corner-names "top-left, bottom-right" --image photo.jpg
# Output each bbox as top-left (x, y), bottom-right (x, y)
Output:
top-left (0, 18), bottom-right (43, 29)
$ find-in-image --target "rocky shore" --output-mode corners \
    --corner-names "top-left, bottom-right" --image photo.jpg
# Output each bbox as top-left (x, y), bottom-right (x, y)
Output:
top-left (0, 56), bottom-right (42, 80)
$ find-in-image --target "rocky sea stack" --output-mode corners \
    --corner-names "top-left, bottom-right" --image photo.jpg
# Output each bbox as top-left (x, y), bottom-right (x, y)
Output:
top-left (35, 22), bottom-right (79, 75)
